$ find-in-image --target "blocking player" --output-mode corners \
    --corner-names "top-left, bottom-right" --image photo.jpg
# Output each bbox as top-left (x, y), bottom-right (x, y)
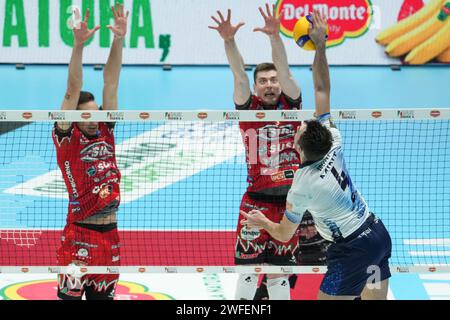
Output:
top-left (210, 4), bottom-right (328, 300)
top-left (52, 4), bottom-right (128, 300)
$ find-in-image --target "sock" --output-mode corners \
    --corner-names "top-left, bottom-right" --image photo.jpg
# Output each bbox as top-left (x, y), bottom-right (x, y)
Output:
top-left (235, 274), bottom-right (258, 300)
top-left (267, 276), bottom-right (290, 300)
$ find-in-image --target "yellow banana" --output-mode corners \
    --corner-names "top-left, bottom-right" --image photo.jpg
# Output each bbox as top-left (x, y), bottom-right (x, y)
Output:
top-left (405, 19), bottom-right (450, 64)
top-left (437, 46), bottom-right (450, 62)
top-left (376, 0), bottom-right (444, 46)
top-left (386, 12), bottom-right (447, 57)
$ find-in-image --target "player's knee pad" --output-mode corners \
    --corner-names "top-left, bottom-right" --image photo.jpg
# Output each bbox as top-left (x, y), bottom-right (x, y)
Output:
top-left (235, 274), bottom-right (259, 300)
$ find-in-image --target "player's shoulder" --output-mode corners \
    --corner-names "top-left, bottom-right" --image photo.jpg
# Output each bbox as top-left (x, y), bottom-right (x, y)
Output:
top-left (280, 92), bottom-right (302, 110)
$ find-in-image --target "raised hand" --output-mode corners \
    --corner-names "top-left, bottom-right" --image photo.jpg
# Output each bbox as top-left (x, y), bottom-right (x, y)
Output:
top-left (309, 9), bottom-right (328, 48)
top-left (208, 9), bottom-right (245, 41)
top-left (254, 3), bottom-right (281, 36)
top-left (72, 8), bottom-right (100, 46)
top-left (107, 2), bottom-right (129, 39)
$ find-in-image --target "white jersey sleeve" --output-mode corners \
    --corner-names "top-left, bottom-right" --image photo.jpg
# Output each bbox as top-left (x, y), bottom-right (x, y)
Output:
top-left (285, 184), bottom-right (308, 224)
top-left (285, 113), bottom-right (371, 242)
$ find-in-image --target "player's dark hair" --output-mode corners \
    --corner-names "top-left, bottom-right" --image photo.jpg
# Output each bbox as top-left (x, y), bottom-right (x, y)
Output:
top-left (77, 91), bottom-right (95, 109)
top-left (254, 63), bottom-right (277, 83)
top-left (299, 120), bottom-right (333, 162)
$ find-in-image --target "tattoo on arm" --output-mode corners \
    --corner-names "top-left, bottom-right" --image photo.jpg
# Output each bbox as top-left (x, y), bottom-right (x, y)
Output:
top-left (65, 93), bottom-right (71, 100)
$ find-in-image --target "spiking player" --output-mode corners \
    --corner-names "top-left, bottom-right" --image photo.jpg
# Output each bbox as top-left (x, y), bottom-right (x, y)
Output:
top-left (52, 4), bottom-right (128, 300)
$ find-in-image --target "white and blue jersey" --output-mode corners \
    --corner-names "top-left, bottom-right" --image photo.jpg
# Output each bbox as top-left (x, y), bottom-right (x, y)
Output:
top-left (285, 114), bottom-right (371, 242)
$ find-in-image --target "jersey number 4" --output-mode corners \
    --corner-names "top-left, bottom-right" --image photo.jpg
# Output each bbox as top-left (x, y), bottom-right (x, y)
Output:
top-left (331, 167), bottom-right (356, 203)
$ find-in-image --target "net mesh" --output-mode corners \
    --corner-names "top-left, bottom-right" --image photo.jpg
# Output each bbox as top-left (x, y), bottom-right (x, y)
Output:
top-left (0, 110), bottom-right (449, 272)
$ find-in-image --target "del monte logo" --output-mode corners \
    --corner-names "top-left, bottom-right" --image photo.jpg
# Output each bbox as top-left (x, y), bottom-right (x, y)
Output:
top-left (277, 0), bottom-right (373, 48)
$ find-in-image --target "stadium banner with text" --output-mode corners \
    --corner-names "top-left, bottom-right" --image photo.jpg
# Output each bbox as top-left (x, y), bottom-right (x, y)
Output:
top-left (0, 0), bottom-right (449, 65)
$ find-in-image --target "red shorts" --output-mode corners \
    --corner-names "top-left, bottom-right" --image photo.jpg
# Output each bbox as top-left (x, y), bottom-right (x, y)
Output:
top-left (57, 223), bottom-right (120, 300)
top-left (235, 192), bottom-right (300, 265)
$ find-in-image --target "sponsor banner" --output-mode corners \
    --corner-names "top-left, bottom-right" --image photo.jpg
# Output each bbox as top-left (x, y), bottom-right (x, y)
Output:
top-left (0, 0), bottom-right (447, 65)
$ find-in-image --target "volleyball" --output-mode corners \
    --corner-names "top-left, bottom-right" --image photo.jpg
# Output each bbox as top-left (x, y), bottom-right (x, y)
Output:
top-left (293, 15), bottom-right (328, 51)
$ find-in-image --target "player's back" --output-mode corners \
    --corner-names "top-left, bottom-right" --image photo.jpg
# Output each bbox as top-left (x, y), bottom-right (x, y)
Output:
top-left (288, 120), bottom-right (371, 242)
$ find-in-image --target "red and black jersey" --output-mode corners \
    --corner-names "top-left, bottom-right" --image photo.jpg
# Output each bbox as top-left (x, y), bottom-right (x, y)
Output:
top-left (237, 93), bottom-right (302, 193)
top-left (52, 122), bottom-right (121, 224)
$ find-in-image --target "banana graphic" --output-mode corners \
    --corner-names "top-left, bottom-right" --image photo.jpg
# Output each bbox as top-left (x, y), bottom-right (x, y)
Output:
top-left (376, 0), bottom-right (444, 45)
top-left (405, 19), bottom-right (450, 64)
top-left (437, 46), bottom-right (450, 62)
top-left (385, 11), bottom-right (447, 57)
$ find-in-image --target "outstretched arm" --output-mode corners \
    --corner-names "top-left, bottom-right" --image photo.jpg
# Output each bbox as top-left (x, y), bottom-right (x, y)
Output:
top-left (254, 3), bottom-right (300, 100)
top-left (103, 3), bottom-right (129, 111)
top-left (59, 8), bottom-right (100, 130)
top-left (209, 10), bottom-right (251, 106)
top-left (240, 208), bottom-right (299, 243)
top-left (309, 10), bottom-right (330, 117)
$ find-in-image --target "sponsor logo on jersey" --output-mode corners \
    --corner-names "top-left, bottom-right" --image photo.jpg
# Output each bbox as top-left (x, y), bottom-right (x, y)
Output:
top-left (93, 170), bottom-right (115, 183)
top-left (98, 184), bottom-right (113, 199)
top-left (257, 124), bottom-right (295, 141)
top-left (240, 227), bottom-right (261, 241)
top-left (80, 141), bottom-right (114, 162)
top-left (271, 171), bottom-right (286, 182)
top-left (86, 166), bottom-right (97, 177)
top-left (76, 248), bottom-right (89, 258)
top-left (71, 207), bottom-right (81, 214)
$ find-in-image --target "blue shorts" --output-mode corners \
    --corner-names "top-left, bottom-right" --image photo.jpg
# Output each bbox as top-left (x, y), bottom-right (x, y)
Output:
top-left (320, 214), bottom-right (392, 296)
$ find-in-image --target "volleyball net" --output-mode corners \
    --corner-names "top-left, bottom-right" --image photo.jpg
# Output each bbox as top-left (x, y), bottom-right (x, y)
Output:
top-left (0, 109), bottom-right (449, 274)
